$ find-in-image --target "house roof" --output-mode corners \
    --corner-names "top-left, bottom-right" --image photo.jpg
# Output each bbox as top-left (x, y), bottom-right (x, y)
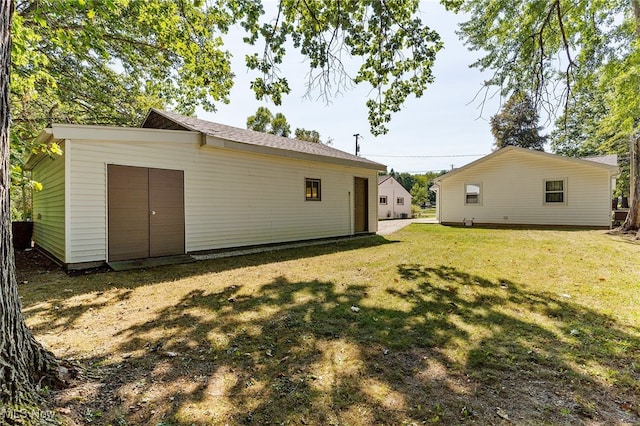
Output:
top-left (581, 154), bottom-right (618, 167)
top-left (378, 175), bottom-right (392, 185)
top-left (142, 109), bottom-right (385, 171)
top-left (435, 146), bottom-right (619, 183)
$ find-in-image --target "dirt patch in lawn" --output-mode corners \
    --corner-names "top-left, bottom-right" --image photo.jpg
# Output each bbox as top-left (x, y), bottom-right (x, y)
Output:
top-left (14, 229), bottom-right (640, 425)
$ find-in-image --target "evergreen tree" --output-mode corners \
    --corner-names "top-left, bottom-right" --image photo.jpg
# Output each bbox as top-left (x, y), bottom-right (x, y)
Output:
top-left (490, 92), bottom-right (546, 151)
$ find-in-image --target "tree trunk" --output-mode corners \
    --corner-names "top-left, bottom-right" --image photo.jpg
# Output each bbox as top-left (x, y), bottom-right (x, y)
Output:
top-left (1, 1), bottom-right (61, 423)
top-left (620, 0), bottom-right (640, 236)
top-left (621, 134), bottom-right (640, 235)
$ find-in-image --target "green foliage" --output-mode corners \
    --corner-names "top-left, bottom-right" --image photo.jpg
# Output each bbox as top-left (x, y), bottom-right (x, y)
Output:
top-left (243, 0), bottom-right (443, 135)
top-left (246, 106), bottom-right (291, 137)
top-left (10, 0), bottom-right (254, 218)
top-left (7, 1), bottom-right (445, 215)
top-left (490, 92), bottom-right (546, 151)
top-left (247, 108), bottom-right (328, 142)
top-left (9, 0), bottom-right (443, 163)
top-left (443, 0), bottom-right (628, 103)
top-left (11, 0), bottom-right (245, 128)
top-left (550, 81), bottom-right (608, 158)
top-left (551, 78), bottom-right (630, 196)
top-left (409, 183), bottom-right (427, 206)
top-left (294, 128), bottom-right (321, 143)
top-left (388, 170), bottom-right (416, 193)
top-left (271, 112), bottom-right (291, 137)
top-left (447, 0), bottom-right (638, 206)
top-left (387, 170), bottom-right (443, 204)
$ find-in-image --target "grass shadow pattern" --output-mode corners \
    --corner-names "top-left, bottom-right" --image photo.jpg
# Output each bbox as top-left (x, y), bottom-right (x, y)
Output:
top-left (17, 233), bottom-right (640, 425)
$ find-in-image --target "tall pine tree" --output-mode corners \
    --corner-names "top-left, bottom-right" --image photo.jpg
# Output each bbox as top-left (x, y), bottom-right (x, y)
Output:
top-left (490, 92), bottom-right (547, 151)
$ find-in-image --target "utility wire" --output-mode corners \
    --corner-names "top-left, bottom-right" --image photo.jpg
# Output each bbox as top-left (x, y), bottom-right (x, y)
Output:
top-left (361, 153), bottom-right (486, 158)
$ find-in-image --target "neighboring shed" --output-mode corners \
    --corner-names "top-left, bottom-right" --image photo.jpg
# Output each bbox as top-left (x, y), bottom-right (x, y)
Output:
top-left (25, 109), bottom-right (386, 269)
top-left (432, 146), bottom-right (618, 228)
top-left (377, 175), bottom-right (412, 219)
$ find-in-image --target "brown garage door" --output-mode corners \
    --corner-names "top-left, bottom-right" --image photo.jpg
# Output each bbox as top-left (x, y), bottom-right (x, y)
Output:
top-left (108, 165), bottom-right (185, 261)
top-left (354, 177), bottom-right (369, 233)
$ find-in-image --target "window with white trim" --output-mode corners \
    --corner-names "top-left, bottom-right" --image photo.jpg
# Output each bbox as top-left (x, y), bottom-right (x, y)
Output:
top-left (465, 183), bottom-right (481, 205)
top-left (544, 179), bottom-right (566, 204)
top-left (396, 197), bottom-right (404, 205)
top-left (379, 196), bottom-right (388, 205)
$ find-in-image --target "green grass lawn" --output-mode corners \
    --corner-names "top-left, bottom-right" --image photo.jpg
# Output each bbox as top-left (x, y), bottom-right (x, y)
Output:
top-left (18, 225), bottom-right (640, 425)
top-left (412, 206), bottom-right (436, 218)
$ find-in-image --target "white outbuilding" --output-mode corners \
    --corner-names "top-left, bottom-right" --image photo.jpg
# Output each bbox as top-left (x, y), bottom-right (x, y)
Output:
top-left (25, 109), bottom-right (386, 269)
top-left (377, 176), bottom-right (412, 219)
top-left (432, 146), bottom-right (618, 228)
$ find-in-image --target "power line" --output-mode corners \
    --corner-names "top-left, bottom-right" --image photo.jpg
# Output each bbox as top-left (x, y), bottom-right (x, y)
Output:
top-left (361, 153), bottom-right (486, 158)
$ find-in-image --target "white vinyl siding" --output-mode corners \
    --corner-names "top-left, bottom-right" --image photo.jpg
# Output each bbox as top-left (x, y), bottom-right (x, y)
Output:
top-left (377, 177), bottom-right (412, 219)
top-left (33, 131), bottom-right (379, 265)
top-left (438, 149), bottom-right (613, 227)
top-left (31, 142), bottom-right (66, 262)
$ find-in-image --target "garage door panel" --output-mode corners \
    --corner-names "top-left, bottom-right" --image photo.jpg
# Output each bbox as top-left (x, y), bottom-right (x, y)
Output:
top-left (149, 168), bottom-right (185, 258)
top-left (108, 165), bottom-right (185, 261)
top-left (108, 165), bottom-right (150, 261)
top-left (108, 165), bottom-right (148, 188)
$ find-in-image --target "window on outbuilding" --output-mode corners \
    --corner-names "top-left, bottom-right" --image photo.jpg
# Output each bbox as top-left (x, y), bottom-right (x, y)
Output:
top-left (544, 179), bottom-right (566, 204)
top-left (465, 183), bottom-right (481, 205)
top-left (379, 196), bottom-right (387, 205)
top-left (396, 197), bottom-right (404, 205)
top-left (305, 178), bottom-right (321, 201)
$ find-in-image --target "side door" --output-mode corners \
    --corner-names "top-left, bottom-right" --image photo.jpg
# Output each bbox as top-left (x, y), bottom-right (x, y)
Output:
top-left (354, 177), bottom-right (369, 233)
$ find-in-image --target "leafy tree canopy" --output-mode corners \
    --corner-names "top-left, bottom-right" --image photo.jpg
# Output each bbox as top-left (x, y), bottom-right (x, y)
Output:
top-left (445, 0), bottom-right (640, 231)
top-left (409, 182), bottom-right (428, 206)
top-left (9, 0), bottom-right (444, 217)
top-left (490, 92), bottom-right (546, 151)
top-left (247, 106), bottom-right (291, 137)
top-left (386, 170), bottom-right (444, 204)
top-left (12, 0), bottom-right (443, 139)
top-left (294, 128), bottom-right (321, 143)
top-left (247, 108), bottom-right (328, 142)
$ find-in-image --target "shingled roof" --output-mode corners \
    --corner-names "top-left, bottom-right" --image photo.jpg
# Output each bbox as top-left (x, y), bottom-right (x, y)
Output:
top-left (142, 109), bottom-right (385, 170)
top-left (581, 154), bottom-right (618, 167)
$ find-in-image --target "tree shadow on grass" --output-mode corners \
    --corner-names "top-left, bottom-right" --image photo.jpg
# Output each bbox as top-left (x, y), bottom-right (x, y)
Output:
top-left (47, 263), bottom-right (640, 425)
top-left (19, 235), bottom-right (395, 336)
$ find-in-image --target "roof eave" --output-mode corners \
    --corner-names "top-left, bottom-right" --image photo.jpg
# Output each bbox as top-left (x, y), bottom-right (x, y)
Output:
top-left (435, 146), bottom-right (619, 182)
top-left (203, 135), bottom-right (385, 171)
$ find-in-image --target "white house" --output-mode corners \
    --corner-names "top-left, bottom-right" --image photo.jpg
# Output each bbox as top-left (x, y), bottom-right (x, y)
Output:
top-left (432, 146), bottom-right (618, 228)
top-left (378, 175), bottom-right (412, 219)
top-left (25, 109), bottom-right (386, 269)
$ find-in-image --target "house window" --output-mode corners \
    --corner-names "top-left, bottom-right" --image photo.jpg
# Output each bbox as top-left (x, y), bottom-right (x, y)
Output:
top-left (305, 178), bottom-right (321, 201)
top-left (544, 179), bottom-right (566, 204)
top-left (379, 196), bottom-right (388, 205)
top-left (396, 197), bottom-right (404, 205)
top-left (465, 183), bottom-right (481, 205)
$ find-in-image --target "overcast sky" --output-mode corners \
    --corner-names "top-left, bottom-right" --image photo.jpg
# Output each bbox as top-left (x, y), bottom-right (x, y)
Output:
top-left (196, 1), bottom-right (503, 174)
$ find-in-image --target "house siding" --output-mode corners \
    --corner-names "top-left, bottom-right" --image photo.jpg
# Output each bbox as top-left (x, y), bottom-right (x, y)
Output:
top-left (438, 149), bottom-right (613, 227)
top-left (378, 178), bottom-right (412, 219)
top-left (31, 142), bottom-right (66, 262)
top-left (35, 135), bottom-right (378, 265)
